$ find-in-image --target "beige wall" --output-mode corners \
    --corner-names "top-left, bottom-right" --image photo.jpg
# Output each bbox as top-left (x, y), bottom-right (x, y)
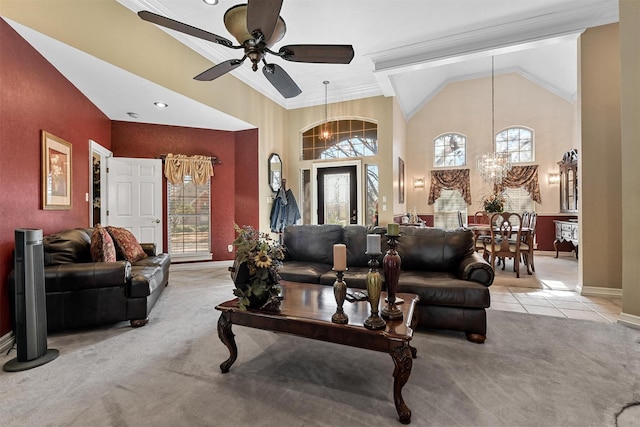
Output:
top-left (406, 72), bottom-right (577, 215)
top-left (619, 0), bottom-right (640, 321)
top-left (285, 96), bottom-right (398, 226)
top-left (578, 24), bottom-right (622, 293)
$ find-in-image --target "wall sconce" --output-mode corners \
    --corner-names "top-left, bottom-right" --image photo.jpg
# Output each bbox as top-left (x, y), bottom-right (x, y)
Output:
top-left (548, 173), bottom-right (560, 185)
top-left (413, 178), bottom-right (425, 189)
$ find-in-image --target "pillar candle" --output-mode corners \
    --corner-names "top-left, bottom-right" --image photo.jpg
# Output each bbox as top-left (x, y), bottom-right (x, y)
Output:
top-left (387, 223), bottom-right (399, 236)
top-left (333, 244), bottom-right (347, 271)
top-left (367, 234), bottom-right (381, 254)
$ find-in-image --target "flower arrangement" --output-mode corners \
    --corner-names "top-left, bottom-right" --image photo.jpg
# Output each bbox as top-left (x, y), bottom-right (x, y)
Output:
top-left (482, 193), bottom-right (506, 213)
top-left (231, 224), bottom-right (284, 311)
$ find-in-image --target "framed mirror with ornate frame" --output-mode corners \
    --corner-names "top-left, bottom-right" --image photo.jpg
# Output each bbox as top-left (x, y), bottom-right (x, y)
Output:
top-left (268, 153), bottom-right (282, 192)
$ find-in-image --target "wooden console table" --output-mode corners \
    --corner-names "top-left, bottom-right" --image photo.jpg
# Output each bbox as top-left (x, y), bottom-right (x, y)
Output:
top-left (215, 281), bottom-right (420, 424)
top-left (554, 219), bottom-right (578, 258)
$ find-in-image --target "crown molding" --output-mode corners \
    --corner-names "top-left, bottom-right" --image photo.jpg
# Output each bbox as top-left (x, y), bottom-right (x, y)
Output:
top-left (367, 0), bottom-right (618, 77)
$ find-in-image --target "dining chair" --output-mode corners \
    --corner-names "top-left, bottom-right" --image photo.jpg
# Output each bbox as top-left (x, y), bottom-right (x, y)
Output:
top-left (483, 212), bottom-right (530, 278)
top-left (472, 211), bottom-right (491, 252)
top-left (522, 211), bottom-right (537, 272)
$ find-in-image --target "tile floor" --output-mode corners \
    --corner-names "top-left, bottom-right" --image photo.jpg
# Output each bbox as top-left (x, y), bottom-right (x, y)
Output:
top-left (488, 251), bottom-right (622, 323)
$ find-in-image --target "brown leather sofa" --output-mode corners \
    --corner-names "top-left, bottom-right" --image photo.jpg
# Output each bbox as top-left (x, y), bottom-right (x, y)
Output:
top-left (279, 224), bottom-right (494, 343)
top-left (11, 228), bottom-right (170, 332)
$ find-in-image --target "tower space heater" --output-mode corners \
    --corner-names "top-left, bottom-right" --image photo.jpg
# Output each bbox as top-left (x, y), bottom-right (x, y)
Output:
top-left (3, 229), bottom-right (58, 372)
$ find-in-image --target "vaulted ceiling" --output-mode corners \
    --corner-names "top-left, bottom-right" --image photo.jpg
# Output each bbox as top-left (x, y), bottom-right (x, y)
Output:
top-left (4, 0), bottom-right (619, 130)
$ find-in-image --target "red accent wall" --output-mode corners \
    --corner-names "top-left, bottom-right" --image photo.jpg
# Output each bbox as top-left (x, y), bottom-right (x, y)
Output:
top-left (111, 122), bottom-right (259, 261)
top-left (0, 19), bottom-right (112, 335)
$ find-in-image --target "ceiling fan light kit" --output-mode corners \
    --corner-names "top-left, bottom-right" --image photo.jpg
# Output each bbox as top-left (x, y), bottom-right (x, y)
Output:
top-left (138, 0), bottom-right (354, 99)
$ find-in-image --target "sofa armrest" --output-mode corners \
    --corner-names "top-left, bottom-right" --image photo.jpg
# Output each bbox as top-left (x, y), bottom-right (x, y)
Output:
top-left (457, 252), bottom-right (494, 286)
top-left (140, 243), bottom-right (156, 257)
top-left (45, 261), bottom-right (132, 293)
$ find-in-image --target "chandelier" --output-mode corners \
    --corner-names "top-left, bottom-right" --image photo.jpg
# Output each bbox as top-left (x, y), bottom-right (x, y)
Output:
top-left (477, 56), bottom-right (511, 185)
top-left (319, 80), bottom-right (332, 141)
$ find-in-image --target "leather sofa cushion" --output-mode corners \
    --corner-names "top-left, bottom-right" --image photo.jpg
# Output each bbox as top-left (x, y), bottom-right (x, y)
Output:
top-left (44, 261), bottom-right (131, 292)
top-left (279, 261), bottom-right (332, 284)
top-left (343, 225), bottom-right (371, 267)
top-left (394, 226), bottom-right (474, 272)
top-left (397, 271), bottom-right (490, 308)
top-left (44, 228), bottom-right (92, 265)
top-left (129, 266), bottom-right (164, 298)
top-left (319, 266), bottom-right (371, 289)
top-left (283, 224), bottom-right (343, 265)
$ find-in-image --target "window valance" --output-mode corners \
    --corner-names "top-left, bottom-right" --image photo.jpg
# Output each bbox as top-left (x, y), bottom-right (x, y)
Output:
top-left (428, 169), bottom-right (471, 205)
top-left (163, 153), bottom-right (214, 185)
top-left (494, 165), bottom-right (541, 203)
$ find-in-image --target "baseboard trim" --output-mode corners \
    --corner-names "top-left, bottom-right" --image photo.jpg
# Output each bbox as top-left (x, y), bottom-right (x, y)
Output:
top-left (0, 331), bottom-right (15, 354)
top-left (170, 260), bottom-right (233, 271)
top-left (618, 313), bottom-right (640, 329)
top-left (577, 285), bottom-right (623, 298)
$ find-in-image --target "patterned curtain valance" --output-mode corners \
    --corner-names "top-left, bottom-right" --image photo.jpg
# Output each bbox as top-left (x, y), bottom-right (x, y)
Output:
top-left (494, 165), bottom-right (541, 203)
top-left (428, 169), bottom-right (471, 205)
top-left (164, 153), bottom-right (214, 185)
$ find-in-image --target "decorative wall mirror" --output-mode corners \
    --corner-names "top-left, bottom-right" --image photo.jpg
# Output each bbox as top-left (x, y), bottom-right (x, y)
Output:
top-left (558, 148), bottom-right (578, 213)
top-left (268, 153), bottom-right (282, 192)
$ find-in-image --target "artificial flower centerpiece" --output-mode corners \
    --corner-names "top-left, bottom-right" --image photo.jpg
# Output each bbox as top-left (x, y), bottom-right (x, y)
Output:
top-left (482, 193), bottom-right (506, 213)
top-left (230, 224), bottom-right (284, 311)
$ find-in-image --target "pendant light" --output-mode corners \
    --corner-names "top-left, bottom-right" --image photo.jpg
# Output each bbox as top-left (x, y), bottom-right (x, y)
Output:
top-left (477, 56), bottom-right (511, 185)
top-left (319, 80), bottom-right (332, 141)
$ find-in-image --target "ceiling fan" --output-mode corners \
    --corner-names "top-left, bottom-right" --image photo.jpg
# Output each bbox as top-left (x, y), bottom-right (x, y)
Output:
top-left (138, 0), bottom-right (355, 98)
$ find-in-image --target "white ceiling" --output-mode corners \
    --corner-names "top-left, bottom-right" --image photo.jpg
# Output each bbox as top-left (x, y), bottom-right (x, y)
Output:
top-left (4, 0), bottom-right (619, 131)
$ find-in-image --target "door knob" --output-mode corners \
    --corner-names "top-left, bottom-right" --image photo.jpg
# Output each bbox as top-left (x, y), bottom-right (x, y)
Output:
top-left (153, 219), bottom-right (161, 223)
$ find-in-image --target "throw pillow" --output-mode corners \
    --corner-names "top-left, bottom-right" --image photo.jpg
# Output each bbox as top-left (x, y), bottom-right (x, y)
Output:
top-left (90, 225), bottom-right (117, 262)
top-left (106, 226), bottom-right (147, 263)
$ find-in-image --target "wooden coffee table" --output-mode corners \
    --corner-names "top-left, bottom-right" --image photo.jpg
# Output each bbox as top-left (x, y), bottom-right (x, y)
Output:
top-left (215, 281), bottom-right (420, 424)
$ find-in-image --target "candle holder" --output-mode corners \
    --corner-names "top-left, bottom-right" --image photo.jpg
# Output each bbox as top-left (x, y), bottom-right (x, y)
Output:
top-left (382, 234), bottom-right (403, 320)
top-left (331, 270), bottom-right (349, 324)
top-left (364, 252), bottom-right (386, 330)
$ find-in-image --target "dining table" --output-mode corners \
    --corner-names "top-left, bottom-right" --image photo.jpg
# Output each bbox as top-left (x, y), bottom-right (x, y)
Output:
top-left (468, 223), bottom-right (534, 275)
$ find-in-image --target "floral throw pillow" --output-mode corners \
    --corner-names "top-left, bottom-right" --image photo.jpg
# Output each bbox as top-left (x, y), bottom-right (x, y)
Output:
top-left (106, 226), bottom-right (146, 263)
top-left (90, 225), bottom-right (117, 262)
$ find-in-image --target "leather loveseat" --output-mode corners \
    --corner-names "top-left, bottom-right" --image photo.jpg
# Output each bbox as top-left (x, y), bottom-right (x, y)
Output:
top-left (278, 224), bottom-right (494, 343)
top-left (11, 227), bottom-right (170, 332)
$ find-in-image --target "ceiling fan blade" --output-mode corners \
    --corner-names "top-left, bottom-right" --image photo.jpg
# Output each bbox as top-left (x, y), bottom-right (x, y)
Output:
top-left (194, 59), bottom-right (243, 81)
top-left (278, 44), bottom-right (355, 64)
top-left (138, 11), bottom-right (233, 47)
top-left (246, 0), bottom-right (283, 42)
top-left (262, 64), bottom-right (302, 99)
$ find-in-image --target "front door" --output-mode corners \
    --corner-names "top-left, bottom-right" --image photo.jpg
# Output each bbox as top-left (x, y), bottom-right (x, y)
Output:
top-left (317, 165), bottom-right (358, 225)
top-left (106, 157), bottom-right (163, 252)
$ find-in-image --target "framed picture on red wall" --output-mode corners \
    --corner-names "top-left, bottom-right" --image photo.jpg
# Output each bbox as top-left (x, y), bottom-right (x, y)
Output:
top-left (41, 131), bottom-right (72, 210)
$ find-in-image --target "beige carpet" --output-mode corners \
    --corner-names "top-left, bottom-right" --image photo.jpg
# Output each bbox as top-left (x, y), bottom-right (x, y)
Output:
top-left (1, 264), bottom-right (639, 427)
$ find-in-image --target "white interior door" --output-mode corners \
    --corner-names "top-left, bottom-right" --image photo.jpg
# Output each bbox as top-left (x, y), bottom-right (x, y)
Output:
top-left (106, 157), bottom-right (163, 252)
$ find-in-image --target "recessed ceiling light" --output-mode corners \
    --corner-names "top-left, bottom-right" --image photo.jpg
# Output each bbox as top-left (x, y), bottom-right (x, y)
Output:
top-left (203, 0), bottom-right (218, 5)
top-left (127, 112), bottom-right (139, 118)
top-left (154, 102), bottom-right (168, 108)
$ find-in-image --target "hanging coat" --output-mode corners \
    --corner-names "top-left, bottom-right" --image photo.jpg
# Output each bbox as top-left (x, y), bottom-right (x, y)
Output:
top-left (270, 187), bottom-right (301, 233)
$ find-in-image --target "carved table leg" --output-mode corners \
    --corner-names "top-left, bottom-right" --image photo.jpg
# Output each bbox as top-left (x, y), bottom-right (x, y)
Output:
top-left (217, 313), bottom-right (237, 373)
top-left (553, 239), bottom-right (560, 258)
top-left (390, 344), bottom-right (413, 424)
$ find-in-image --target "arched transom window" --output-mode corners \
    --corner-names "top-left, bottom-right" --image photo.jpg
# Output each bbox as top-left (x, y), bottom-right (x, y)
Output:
top-left (434, 133), bottom-right (466, 167)
top-left (302, 119), bottom-right (377, 160)
top-left (496, 127), bottom-right (534, 163)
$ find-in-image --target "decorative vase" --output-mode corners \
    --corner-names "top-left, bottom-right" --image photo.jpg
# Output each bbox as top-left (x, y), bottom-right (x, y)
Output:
top-left (331, 270), bottom-right (349, 324)
top-left (364, 254), bottom-right (386, 330)
top-left (382, 234), bottom-right (403, 320)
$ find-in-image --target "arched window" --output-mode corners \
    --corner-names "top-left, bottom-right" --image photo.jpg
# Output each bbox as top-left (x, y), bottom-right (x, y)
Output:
top-left (496, 127), bottom-right (533, 163)
top-left (434, 133), bottom-right (466, 167)
top-left (301, 119), bottom-right (377, 160)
